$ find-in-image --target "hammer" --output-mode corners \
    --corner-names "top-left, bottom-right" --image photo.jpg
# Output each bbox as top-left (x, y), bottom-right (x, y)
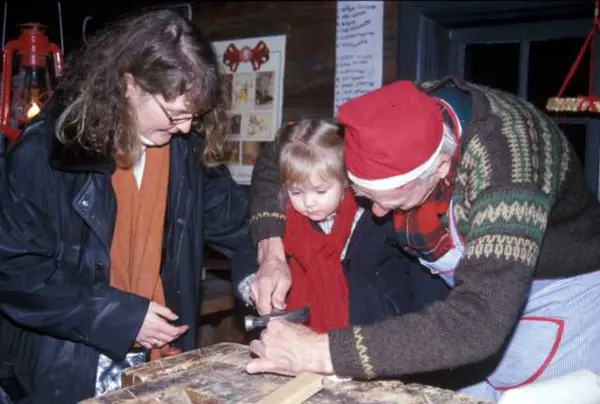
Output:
top-left (244, 305), bottom-right (310, 332)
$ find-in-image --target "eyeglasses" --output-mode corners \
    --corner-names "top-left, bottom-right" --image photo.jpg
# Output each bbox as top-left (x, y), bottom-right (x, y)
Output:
top-left (148, 92), bottom-right (199, 126)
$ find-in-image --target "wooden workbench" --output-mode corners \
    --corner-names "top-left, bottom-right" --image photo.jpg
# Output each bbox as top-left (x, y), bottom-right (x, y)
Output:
top-left (80, 342), bottom-right (489, 403)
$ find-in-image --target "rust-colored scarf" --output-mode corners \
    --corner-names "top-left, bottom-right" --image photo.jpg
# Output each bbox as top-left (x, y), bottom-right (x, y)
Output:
top-left (110, 145), bottom-right (170, 360)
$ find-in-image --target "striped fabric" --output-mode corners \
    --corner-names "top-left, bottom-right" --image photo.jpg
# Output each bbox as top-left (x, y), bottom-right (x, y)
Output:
top-left (460, 271), bottom-right (600, 402)
top-left (426, 201), bottom-right (600, 403)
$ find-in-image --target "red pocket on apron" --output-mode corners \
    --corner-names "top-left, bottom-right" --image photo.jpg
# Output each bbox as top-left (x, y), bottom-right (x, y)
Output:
top-left (486, 316), bottom-right (564, 390)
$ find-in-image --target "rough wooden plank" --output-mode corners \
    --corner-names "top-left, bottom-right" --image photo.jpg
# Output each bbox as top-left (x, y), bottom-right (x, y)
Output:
top-left (81, 343), bottom-right (491, 404)
top-left (256, 373), bottom-right (324, 404)
top-left (183, 389), bottom-right (221, 404)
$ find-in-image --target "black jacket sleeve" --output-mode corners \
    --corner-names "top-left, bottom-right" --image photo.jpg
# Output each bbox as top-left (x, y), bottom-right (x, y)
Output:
top-left (248, 141), bottom-right (286, 245)
top-left (203, 166), bottom-right (257, 290)
top-left (0, 145), bottom-right (148, 361)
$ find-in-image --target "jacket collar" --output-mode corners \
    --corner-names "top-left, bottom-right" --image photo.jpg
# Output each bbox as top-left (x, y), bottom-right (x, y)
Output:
top-left (44, 93), bottom-right (116, 174)
top-left (43, 93), bottom-right (202, 175)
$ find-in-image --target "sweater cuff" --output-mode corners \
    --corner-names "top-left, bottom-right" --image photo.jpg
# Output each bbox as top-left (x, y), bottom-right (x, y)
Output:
top-left (329, 326), bottom-right (377, 380)
top-left (249, 212), bottom-right (286, 246)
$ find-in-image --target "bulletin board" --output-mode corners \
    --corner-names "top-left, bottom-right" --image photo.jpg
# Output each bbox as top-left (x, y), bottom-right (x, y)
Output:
top-left (212, 35), bottom-right (287, 184)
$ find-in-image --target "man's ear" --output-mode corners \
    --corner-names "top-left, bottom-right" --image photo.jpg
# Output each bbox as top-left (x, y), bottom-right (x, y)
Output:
top-left (436, 153), bottom-right (452, 180)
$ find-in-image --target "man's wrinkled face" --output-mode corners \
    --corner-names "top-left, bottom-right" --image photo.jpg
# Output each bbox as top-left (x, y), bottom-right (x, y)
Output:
top-left (351, 174), bottom-right (439, 216)
top-left (350, 153), bottom-right (452, 216)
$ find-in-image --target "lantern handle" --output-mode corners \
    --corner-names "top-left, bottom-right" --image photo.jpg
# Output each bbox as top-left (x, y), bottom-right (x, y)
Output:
top-left (57, 2), bottom-right (64, 54)
top-left (2, 2), bottom-right (7, 51)
top-left (49, 42), bottom-right (64, 76)
top-left (0, 39), bottom-right (16, 129)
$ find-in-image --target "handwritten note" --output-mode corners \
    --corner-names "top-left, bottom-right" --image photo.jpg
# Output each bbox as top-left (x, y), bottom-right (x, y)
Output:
top-left (334, 1), bottom-right (384, 116)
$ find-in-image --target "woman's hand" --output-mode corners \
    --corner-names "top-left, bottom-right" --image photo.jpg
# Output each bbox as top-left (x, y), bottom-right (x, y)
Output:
top-left (136, 302), bottom-right (188, 349)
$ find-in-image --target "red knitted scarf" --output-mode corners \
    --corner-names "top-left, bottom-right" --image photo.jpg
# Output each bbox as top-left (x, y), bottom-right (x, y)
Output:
top-left (283, 188), bottom-right (356, 332)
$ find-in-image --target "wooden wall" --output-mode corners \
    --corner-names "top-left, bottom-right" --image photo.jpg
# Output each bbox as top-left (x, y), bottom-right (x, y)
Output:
top-left (192, 1), bottom-right (398, 122)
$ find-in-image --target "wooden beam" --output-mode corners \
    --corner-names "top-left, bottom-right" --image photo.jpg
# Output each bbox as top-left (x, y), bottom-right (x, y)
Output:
top-left (257, 373), bottom-right (324, 404)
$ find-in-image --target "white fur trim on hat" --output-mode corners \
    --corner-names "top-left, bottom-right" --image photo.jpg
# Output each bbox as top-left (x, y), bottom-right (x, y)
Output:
top-left (348, 136), bottom-right (444, 191)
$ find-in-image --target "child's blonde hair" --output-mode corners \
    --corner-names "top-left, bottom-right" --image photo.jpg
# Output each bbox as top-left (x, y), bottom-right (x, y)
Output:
top-left (278, 119), bottom-right (346, 187)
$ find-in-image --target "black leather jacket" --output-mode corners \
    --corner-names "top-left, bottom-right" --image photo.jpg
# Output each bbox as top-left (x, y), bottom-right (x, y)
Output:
top-left (0, 100), bottom-right (257, 403)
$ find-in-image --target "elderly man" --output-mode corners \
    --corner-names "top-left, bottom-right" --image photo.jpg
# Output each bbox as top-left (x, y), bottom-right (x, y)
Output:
top-left (245, 77), bottom-right (600, 401)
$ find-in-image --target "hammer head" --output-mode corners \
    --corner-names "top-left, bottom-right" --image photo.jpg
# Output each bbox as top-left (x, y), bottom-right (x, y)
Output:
top-left (244, 305), bottom-right (310, 331)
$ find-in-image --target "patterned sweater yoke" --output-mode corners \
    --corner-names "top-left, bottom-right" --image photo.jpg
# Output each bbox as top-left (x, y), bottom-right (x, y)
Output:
top-left (328, 77), bottom-right (600, 379)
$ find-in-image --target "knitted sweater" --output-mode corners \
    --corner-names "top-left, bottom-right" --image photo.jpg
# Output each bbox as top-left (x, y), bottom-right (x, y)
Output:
top-left (248, 76), bottom-right (600, 378)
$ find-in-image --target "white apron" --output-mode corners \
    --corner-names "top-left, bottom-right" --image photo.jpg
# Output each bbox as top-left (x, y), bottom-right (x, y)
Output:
top-left (418, 201), bottom-right (600, 403)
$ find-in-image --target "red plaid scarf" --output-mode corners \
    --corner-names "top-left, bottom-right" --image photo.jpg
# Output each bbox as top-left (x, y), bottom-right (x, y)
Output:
top-left (283, 188), bottom-right (356, 332)
top-left (393, 101), bottom-right (461, 262)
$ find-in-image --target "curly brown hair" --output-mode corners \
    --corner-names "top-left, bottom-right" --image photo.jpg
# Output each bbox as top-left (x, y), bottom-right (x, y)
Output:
top-left (56, 8), bottom-right (227, 167)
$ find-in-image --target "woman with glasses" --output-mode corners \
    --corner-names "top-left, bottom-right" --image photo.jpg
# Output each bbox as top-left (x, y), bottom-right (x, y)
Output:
top-left (0, 8), bottom-right (256, 403)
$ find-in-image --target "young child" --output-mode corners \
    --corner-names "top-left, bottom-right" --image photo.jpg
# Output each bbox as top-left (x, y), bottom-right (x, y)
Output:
top-left (277, 119), bottom-right (449, 332)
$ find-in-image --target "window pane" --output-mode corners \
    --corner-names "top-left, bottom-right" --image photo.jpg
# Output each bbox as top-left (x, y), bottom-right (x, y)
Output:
top-left (528, 37), bottom-right (589, 111)
top-left (464, 43), bottom-right (520, 95)
top-left (557, 122), bottom-right (587, 168)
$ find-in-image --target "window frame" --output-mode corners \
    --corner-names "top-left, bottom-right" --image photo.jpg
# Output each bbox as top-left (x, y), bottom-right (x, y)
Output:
top-left (448, 19), bottom-right (600, 194)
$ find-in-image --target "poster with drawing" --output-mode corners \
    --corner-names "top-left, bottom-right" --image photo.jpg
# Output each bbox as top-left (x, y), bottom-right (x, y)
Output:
top-left (212, 35), bottom-right (286, 184)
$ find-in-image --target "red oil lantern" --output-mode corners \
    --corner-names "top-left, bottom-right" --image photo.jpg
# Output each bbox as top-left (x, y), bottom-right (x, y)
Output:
top-left (0, 23), bottom-right (64, 143)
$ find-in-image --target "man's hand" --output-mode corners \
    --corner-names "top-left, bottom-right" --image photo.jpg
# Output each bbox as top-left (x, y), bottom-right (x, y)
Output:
top-left (251, 237), bottom-right (292, 315)
top-left (246, 320), bottom-right (334, 376)
top-left (136, 302), bottom-right (188, 349)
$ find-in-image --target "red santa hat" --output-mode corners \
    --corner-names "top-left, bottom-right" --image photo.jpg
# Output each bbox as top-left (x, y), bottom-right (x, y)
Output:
top-left (338, 81), bottom-right (444, 191)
